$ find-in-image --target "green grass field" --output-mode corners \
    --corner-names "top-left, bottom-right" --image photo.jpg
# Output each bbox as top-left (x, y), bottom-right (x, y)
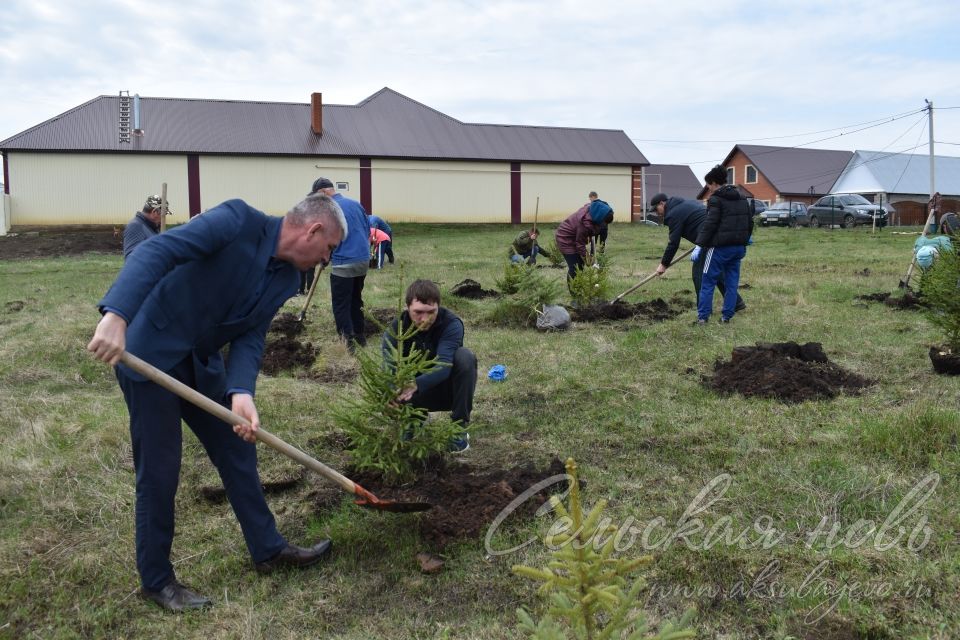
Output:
top-left (1, 223), bottom-right (957, 639)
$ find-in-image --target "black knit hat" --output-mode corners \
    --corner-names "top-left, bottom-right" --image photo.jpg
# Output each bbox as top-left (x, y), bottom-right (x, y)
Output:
top-left (309, 177), bottom-right (334, 195)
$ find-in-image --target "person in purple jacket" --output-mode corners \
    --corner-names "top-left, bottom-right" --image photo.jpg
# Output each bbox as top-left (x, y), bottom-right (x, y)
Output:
top-left (554, 204), bottom-right (614, 285)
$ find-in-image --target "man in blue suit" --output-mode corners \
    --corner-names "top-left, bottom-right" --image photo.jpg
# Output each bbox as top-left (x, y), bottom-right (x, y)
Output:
top-left (87, 195), bottom-right (347, 612)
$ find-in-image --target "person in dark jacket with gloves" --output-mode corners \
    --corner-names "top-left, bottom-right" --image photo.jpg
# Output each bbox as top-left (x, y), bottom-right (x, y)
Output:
top-left (651, 193), bottom-right (745, 312)
top-left (383, 279), bottom-right (476, 453)
top-left (691, 165), bottom-right (753, 324)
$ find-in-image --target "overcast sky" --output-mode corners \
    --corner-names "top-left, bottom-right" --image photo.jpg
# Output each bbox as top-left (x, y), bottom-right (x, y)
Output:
top-left (3, 0), bottom-right (960, 181)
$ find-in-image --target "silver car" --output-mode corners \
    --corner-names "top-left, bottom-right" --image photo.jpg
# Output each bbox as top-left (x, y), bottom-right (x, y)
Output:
top-left (760, 201), bottom-right (810, 227)
top-left (807, 194), bottom-right (889, 228)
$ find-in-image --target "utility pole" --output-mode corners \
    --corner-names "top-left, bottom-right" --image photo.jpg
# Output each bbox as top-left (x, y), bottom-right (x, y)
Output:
top-left (926, 99), bottom-right (935, 199)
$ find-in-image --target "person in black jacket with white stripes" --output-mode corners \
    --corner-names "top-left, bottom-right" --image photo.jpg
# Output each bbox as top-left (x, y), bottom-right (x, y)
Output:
top-left (651, 193), bottom-right (746, 313)
top-left (692, 165), bottom-right (753, 324)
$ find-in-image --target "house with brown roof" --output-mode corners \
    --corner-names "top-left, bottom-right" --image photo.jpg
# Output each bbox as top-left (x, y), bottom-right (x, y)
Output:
top-left (0, 88), bottom-right (649, 226)
top-left (695, 144), bottom-right (853, 206)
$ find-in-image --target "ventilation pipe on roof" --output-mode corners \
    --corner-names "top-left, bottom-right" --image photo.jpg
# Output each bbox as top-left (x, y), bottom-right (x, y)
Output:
top-left (133, 94), bottom-right (143, 136)
top-left (311, 93), bottom-right (323, 136)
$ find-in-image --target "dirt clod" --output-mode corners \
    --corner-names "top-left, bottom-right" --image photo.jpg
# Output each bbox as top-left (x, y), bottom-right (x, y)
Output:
top-left (450, 279), bottom-right (499, 299)
top-left (705, 342), bottom-right (874, 403)
top-left (415, 552), bottom-right (445, 574)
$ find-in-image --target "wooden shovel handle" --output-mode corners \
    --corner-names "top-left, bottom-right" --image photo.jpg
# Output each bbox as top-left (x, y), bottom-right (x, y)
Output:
top-left (119, 351), bottom-right (357, 496)
top-left (612, 246), bottom-right (694, 303)
top-left (297, 263), bottom-right (326, 322)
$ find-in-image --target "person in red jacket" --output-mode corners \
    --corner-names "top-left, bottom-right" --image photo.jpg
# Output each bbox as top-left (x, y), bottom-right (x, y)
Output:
top-left (555, 205), bottom-right (614, 284)
top-left (369, 227), bottom-right (391, 269)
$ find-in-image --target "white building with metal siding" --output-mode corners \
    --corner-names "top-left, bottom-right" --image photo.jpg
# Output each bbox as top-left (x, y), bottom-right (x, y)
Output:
top-left (371, 160), bottom-right (510, 223)
top-left (519, 163), bottom-right (630, 224)
top-left (0, 88), bottom-right (650, 227)
top-left (6, 152), bottom-right (188, 225)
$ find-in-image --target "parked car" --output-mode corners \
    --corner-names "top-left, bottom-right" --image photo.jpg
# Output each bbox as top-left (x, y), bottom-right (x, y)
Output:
top-left (807, 194), bottom-right (889, 228)
top-left (760, 201), bottom-right (809, 227)
top-left (747, 198), bottom-right (768, 214)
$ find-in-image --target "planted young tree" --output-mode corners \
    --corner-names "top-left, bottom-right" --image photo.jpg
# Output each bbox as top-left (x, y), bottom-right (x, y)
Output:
top-left (513, 458), bottom-right (696, 640)
top-left (497, 259), bottom-right (528, 295)
top-left (488, 262), bottom-right (561, 327)
top-left (545, 239), bottom-right (566, 269)
top-left (919, 246), bottom-right (960, 373)
top-left (333, 303), bottom-right (463, 483)
top-left (568, 251), bottom-right (611, 308)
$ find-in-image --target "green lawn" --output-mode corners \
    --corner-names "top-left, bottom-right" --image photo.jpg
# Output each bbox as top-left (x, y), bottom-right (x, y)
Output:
top-left (1, 223), bottom-right (957, 639)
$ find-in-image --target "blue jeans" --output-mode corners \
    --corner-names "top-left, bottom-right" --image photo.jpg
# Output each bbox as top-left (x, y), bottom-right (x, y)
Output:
top-left (697, 245), bottom-right (746, 321)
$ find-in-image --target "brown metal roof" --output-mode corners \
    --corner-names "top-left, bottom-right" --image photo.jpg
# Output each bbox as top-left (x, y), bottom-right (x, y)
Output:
top-left (644, 164), bottom-right (702, 200)
top-left (0, 88), bottom-right (649, 166)
top-left (732, 144), bottom-right (854, 195)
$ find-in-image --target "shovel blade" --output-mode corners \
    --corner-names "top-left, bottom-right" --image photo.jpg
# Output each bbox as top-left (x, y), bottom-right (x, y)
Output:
top-left (352, 483), bottom-right (433, 512)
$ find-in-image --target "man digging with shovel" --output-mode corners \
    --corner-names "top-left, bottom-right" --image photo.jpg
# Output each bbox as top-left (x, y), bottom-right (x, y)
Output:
top-left (650, 192), bottom-right (746, 316)
top-left (87, 195), bottom-right (346, 612)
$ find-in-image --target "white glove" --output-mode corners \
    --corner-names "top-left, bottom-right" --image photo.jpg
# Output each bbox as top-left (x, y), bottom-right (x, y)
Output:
top-left (690, 246), bottom-right (702, 262)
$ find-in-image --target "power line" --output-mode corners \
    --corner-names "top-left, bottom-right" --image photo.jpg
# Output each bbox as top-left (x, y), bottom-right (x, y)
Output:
top-left (630, 107), bottom-right (925, 144)
top-left (764, 114), bottom-right (929, 187)
top-left (891, 119), bottom-right (929, 193)
top-left (671, 110), bottom-right (930, 167)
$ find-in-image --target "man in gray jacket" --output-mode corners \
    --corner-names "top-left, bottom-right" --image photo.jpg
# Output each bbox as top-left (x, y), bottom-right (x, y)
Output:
top-left (123, 195), bottom-right (169, 260)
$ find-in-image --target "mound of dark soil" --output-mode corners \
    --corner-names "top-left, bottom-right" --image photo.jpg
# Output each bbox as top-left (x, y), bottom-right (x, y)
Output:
top-left (269, 312), bottom-right (305, 338)
top-left (341, 457), bottom-right (567, 548)
top-left (261, 336), bottom-right (317, 375)
top-left (930, 346), bottom-right (960, 375)
top-left (0, 227), bottom-right (122, 260)
top-left (855, 291), bottom-right (923, 309)
top-left (571, 297), bottom-right (687, 323)
top-left (704, 342), bottom-right (874, 403)
top-left (450, 279), bottom-right (499, 299)
top-left (361, 307), bottom-right (398, 338)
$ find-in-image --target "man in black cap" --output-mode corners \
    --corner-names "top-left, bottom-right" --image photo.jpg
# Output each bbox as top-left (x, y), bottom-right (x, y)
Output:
top-left (650, 192), bottom-right (745, 313)
top-left (309, 177), bottom-right (371, 350)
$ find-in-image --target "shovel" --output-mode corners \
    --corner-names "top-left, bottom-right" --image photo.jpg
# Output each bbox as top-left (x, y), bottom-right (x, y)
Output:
top-left (297, 263), bottom-right (326, 322)
top-left (119, 351), bottom-right (431, 513)
top-left (612, 246), bottom-right (695, 304)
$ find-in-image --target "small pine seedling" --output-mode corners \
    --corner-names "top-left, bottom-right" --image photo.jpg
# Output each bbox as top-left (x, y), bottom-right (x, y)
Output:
top-left (512, 458), bottom-right (696, 640)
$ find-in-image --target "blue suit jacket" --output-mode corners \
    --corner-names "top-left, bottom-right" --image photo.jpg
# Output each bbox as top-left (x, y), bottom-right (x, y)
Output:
top-left (99, 199), bottom-right (299, 399)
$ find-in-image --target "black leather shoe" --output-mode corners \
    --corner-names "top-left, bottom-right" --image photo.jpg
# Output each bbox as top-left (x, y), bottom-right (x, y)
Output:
top-left (141, 581), bottom-right (212, 612)
top-left (255, 540), bottom-right (333, 574)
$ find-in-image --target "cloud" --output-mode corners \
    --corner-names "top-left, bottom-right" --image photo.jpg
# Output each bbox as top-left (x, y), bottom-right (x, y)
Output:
top-left (2, 0), bottom-right (960, 170)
